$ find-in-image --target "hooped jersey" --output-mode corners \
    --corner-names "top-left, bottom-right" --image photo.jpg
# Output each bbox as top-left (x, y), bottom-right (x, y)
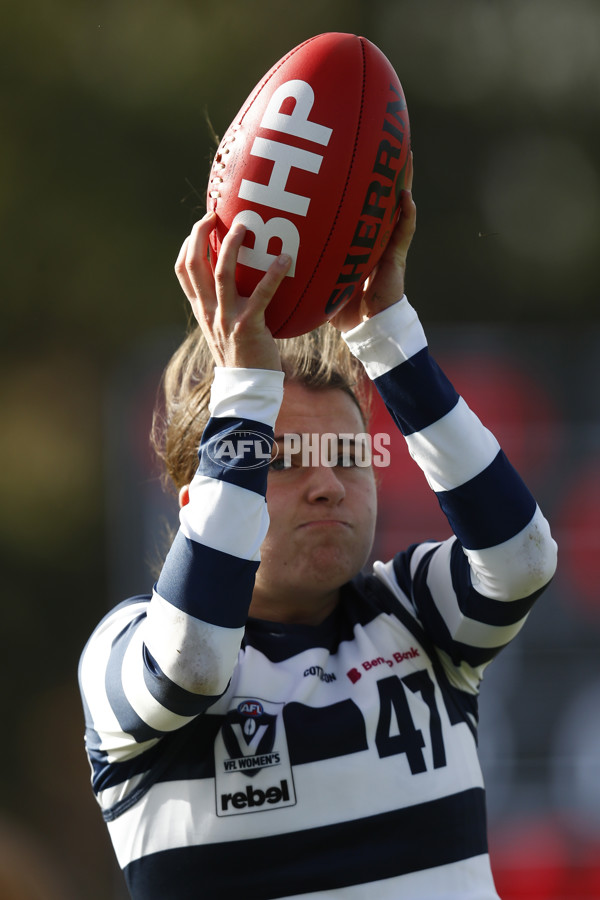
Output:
top-left (79, 298), bottom-right (557, 899)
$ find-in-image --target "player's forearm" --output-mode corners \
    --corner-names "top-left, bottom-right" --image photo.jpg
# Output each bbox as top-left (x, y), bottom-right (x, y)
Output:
top-left (149, 367), bottom-right (284, 696)
top-left (343, 298), bottom-right (557, 599)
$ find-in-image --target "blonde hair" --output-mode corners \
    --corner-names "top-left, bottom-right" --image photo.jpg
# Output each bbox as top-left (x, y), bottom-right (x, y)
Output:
top-left (151, 323), bottom-right (369, 493)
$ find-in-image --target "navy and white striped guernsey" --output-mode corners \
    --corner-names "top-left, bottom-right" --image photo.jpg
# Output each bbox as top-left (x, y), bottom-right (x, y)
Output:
top-left (79, 297), bottom-right (557, 899)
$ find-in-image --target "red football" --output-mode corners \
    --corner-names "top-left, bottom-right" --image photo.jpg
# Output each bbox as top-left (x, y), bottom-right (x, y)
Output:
top-left (207, 32), bottom-right (410, 338)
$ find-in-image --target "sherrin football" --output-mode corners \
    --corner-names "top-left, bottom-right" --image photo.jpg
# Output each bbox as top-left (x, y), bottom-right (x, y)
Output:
top-left (207, 32), bottom-right (411, 338)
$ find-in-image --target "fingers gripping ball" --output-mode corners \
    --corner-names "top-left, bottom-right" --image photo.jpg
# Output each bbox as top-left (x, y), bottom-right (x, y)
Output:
top-left (207, 32), bottom-right (411, 337)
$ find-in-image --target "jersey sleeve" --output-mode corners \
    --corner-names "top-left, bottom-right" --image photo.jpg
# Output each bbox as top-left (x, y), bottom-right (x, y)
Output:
top-left (79, 367), bottom-right (284, 765)
top-left (343, 298), bottom-right (558, 690)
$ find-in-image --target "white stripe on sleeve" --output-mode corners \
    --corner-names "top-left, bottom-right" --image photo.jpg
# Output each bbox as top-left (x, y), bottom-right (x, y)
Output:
top-left (80, 602), bottom-right (160, 762)
top-left (180, 476), bottom-right (270, 561)
top-left (121, 627), bottom-right (197, 733)
top-left (145, 590), bottom-right (244, 696)
top-left (209, 367), bottom-right (284, 426)
top-left (426, 539), bottom-right (529, 649)
top-left (404, 397), bottom-right (501, 492)
top-left (341, 297), bottom-right (427, 379)
top-left (465, 505), bottom-right (558, 602)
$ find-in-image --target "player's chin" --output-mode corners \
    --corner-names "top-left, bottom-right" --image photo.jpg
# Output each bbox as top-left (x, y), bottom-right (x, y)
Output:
top-left (303, 541), bottom-right (370, 588)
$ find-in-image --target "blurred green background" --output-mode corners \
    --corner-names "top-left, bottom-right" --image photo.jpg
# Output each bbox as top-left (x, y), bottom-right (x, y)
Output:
top-left (1, 1), bottom-right (599, 897)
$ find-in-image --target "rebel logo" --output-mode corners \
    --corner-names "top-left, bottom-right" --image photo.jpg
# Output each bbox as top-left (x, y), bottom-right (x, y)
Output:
top-left (220, 779), bottom-right (291, 812)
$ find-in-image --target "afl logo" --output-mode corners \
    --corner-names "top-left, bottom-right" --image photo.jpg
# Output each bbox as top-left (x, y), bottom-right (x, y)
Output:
top-left (238, 700), bottom-right (264, 717)
top-left (207, 430), bottom-right (276, 470)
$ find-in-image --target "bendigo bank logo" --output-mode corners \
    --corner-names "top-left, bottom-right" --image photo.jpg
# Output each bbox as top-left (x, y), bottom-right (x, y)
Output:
top-left (216, 698), bottom-right (297, 816)
top-left (347, 647), bottom-right (420, 682)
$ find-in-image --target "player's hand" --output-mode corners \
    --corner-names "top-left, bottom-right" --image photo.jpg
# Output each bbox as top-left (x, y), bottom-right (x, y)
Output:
top-left (175, 211), bottom-right (292, 370)
top-left (329, 153), bottom-right (416, 333)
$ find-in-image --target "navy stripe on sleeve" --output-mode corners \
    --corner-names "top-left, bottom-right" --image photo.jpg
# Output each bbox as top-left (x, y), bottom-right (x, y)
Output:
top-left (448, 540), bottom-right (543, 625)
top-left (404, 585), bottom-right (503, 669)
top-left (89, 737), bottom-right (164, 794)
top-left (142, 646), bottom-right (222, 718)
top-left (91, 715), bottom-right (223, 800)
top-left (373, 348), bottom-right (460, 436)
top-left (106, 617), bottom-right (162, 743)
top-left (393, 546), bottom-right (505, 668)
top-left (156, 531), bottom-right (259, 629)
top-left (435, 450), bottom-right (537, 550)
top-left (198, 416), bottom-right (274, 496)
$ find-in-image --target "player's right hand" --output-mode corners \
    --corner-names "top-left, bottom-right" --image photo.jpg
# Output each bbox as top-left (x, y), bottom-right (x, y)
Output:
top-left (175, 211), bottom-right (291, 371)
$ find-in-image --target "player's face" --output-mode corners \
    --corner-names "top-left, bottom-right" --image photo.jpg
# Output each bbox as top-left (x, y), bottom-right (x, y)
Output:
top-left (250, 381), bottom-right (378, 624)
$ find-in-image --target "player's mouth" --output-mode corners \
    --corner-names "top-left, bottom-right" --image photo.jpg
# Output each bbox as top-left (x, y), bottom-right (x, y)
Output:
top-left (298, 519), bottom-right (351, 529)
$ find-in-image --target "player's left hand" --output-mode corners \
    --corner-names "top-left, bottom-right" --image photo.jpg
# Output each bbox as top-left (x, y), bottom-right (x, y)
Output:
top-left (329, 153), bottom-right (416, 333)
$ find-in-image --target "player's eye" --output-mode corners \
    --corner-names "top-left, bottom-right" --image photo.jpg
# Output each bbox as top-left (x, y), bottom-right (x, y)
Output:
top-left (269, 455), bottom-right (292, 471)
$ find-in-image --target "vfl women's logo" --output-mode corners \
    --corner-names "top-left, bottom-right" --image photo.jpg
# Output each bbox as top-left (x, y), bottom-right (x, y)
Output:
top-left (221, 701), bottom-right (278, 777)
top-left (214, 697), bottom-right (297, 817)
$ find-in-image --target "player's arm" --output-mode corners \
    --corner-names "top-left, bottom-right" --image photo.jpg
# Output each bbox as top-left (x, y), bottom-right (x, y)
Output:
top-left (340, 192), bottom-right (557, 685)
top-left (79, 219), bottom-right (291, 759)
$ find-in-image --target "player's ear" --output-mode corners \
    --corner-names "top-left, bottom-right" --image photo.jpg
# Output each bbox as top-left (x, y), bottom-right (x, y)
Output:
top-left (179, 484), bottom-right (190, 508)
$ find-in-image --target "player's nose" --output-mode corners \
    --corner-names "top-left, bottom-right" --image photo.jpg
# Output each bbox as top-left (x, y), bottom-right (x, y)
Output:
top-left (304, 462), bottom-right (346, 505)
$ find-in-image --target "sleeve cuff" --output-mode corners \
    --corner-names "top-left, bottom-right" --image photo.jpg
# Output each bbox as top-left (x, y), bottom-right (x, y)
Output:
top-left (209, 367), bottom-right (285, 428)
top-left (341, 296), bottom-right (428, 380)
